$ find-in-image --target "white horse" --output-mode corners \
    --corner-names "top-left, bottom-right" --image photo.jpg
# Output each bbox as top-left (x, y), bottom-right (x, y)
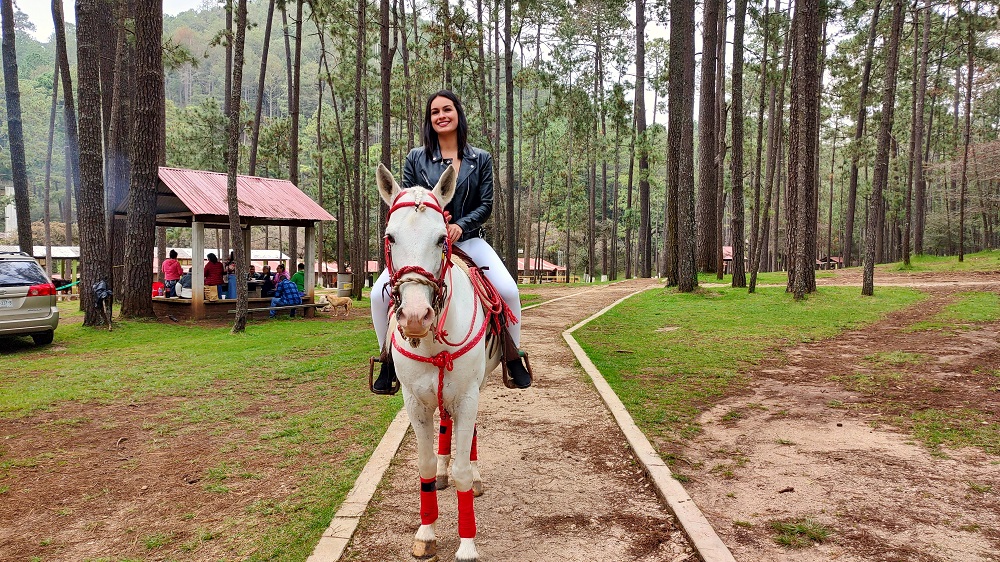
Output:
top-left (376, 163), bottom-right (502, 561)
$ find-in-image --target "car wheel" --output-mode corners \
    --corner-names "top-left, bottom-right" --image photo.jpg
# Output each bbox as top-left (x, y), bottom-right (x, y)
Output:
top-left (31, 331), bottom-right (54, 346)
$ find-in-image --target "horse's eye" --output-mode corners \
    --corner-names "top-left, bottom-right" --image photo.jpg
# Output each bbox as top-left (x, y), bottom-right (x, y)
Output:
top-left (386, 233), bottom-right (396, 244)
top-left (437, 235), bottom-right (446, 247)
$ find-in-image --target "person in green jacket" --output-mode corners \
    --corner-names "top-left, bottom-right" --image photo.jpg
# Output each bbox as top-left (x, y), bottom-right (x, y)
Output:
top-left (290, 262), bottom-right (306, 294)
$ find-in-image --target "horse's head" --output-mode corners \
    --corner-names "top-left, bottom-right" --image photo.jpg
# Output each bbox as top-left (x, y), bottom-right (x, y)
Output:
top-left (377, 163), bottom-right (457, 345)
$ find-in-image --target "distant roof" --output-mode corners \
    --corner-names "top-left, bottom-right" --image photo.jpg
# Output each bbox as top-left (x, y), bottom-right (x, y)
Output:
top-left (0, 245), bottom-right (79, 259)
top-left (517, 257), bottom-right (565, 272)
top-left (114, 167), bottom-right (335, 227)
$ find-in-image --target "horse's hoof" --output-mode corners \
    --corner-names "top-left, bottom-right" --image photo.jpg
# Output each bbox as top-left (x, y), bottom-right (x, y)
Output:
top-left (412, 539), bottom-right (437, 559)
top-left (472, 480), bottom-right (484, 497)
top-left (436, 474), bottom-right (449, 490)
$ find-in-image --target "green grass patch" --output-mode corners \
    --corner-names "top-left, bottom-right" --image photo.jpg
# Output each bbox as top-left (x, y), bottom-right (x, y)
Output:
top-left (904, 408), bottom-right (1000, 456)
top-left (520, 293), bottom-right (543, 308)
top-left (884, 250), bottom-right (1000, 274)
top-left (575, 286), bottom-right (924, 445)
top-left (906, 291), bottom-right (1000, 332)
top-left (864, 351), bottom-right (930, 366)
top-left (697, 271), bottom-right (817, 286)
top-left (770, 519), bottom-right (831, 547)
top-left (0, 299), bottom-right (403, 562)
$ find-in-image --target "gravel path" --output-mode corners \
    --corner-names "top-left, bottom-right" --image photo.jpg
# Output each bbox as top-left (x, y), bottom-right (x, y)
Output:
top-left (341, 278), bottom-right (694, 562)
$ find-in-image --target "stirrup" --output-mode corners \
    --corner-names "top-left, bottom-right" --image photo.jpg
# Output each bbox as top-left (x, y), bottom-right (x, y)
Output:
top-left (369, 356), bottom-right (400, 395)
top-left (502, 349), bottom-right (534, 389)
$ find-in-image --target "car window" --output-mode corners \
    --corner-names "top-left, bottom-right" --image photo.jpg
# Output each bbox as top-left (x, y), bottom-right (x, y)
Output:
top-left (0, 260), bottom-right (49, 287)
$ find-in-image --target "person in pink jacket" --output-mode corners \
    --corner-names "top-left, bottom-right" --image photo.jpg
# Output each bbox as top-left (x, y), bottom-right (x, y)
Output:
top-left (162, 250), bottom-right (184, 297)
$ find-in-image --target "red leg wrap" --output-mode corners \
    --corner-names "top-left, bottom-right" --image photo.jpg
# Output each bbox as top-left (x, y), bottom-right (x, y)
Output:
top-left (420, 477), bottom-right (438, 525)
top-left (470, 426), bottom-right (478, 462)
top-left (457, 488), bottom-right (476, 538)
top-left (438, 417), bottom-right (452, 456)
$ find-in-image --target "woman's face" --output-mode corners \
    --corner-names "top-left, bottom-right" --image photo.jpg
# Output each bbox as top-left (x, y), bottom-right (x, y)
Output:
top-left (429, 96), bottom-right (459, 136)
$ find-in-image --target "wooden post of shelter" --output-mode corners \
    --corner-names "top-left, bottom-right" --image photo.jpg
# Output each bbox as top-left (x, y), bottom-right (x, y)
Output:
top-left (191, 220), bottom-right (205, 319)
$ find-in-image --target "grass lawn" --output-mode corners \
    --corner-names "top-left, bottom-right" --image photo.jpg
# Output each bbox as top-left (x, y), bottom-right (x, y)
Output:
top-left (881, 249), bottom-right (1000, 273)
top-left (0, 299), bottom-right (401, 561)
top-left (573, 285), bottom-right (926, 447)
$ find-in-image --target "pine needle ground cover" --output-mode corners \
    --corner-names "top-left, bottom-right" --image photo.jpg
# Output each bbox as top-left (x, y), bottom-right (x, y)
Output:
top-left (574, 286), bottom-right (925, 447)
top-left (0, 301), bottom-right (399, 561)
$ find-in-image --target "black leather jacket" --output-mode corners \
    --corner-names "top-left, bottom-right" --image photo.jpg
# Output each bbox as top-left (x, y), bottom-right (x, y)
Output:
top-left (402, 145), bottom-right (493, 242)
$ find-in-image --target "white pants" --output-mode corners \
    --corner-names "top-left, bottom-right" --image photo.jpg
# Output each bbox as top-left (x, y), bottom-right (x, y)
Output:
top-left (372, 237), bottom-right (522, 350)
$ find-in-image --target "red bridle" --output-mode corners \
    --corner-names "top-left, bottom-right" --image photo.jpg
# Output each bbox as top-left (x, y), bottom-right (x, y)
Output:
top-left (384, 189), bottom-right (453, 321)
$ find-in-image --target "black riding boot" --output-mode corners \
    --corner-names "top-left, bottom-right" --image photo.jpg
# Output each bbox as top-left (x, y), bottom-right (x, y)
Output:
top-left (373, 360), bottom-right (398, 394)
top-left (505, 358), bottom-right (532, 389)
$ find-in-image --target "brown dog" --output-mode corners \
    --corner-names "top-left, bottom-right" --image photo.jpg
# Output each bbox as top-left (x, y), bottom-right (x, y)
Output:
top-left (325, 296), bottom-right (353, 316)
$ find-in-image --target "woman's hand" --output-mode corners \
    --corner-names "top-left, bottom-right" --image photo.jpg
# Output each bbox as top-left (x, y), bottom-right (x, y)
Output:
top-left (447, 223), bottom-right (463, 244)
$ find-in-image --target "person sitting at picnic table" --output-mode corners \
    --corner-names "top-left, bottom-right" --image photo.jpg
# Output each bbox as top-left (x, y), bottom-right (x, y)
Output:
top-left (247, 264), bottom-right (257, 280)
top-left (259, 265), bottom-right (275, 297)
top-left (162, 249), bottom-right (184, 297)
top-left (273, 263), bottom-right (290, 284)
top-left (270, 277), bottom-right (302, 318)
top-left (204, 253), bottom-right (226, 298)
top-left (290, 262), bottom-right (306, 294)
top-left (176, 269), bottom-right (193, 298)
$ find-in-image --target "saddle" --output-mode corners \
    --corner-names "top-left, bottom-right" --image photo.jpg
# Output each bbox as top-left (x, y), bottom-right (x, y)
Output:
top-left (369, 247), bottom-right (533, 393)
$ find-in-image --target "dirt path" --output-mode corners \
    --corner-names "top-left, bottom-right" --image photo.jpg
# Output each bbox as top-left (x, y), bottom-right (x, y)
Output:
top-left (679, 280), bottom-right (1000, 561)
top-left (341, 279), bottom-right (694, 562)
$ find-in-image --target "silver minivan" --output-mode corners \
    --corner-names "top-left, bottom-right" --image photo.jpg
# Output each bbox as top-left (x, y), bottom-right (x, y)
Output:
top-left (0, 251), bottom-right (59, 345)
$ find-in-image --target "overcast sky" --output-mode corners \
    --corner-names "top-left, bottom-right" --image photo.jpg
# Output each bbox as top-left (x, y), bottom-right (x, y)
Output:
top-left (20, 0), bottom-right (206, 41)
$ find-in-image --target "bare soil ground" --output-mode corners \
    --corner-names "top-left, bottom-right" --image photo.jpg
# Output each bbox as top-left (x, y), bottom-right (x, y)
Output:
top-left (342, 279), bottom-right (694, 562)
top-left (680, 271), bottom-right (1000, 561)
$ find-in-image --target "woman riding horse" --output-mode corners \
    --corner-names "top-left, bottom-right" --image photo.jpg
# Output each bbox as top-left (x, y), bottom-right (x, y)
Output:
top-left (371, 89), bottom-right (532, 393)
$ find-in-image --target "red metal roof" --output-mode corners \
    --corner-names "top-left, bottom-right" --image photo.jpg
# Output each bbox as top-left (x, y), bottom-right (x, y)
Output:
top-left (157, 167), bottom-right (335, 222)
top-left (517, 258), bottom-right (565, 272)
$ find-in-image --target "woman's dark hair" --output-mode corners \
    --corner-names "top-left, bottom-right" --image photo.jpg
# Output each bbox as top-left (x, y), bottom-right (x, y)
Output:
top-left (207, 253), bottom-right (218, 263)
top-left (422, 90), bottom-right (468, 160)
top-left (169, 249), bottom-right (178, 259)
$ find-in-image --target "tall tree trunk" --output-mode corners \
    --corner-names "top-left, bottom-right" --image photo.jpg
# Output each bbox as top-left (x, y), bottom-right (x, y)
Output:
top-left (441, 0), bottom-right (452, 89)
top-left (228, 0), bottom-right (250, 332)
top-left (249, 0), bottom-right (276, 176)
top-left (44, 56), bottom-right (60, 276)
top-left (827, 118), bottom-right (838, 268)
top-left (75, 0), bottom-right (110, 326)
top-left (696, 0), bottom-right (719, 273)
top-left (913, 1), bottom-right (934, 255)
top-left (107, 7), bottom-right (132, 300)
top-left (635, 0), bottom-right (651, 277)
top-left (351, 0), bottom-right (366, 299)
top-left (749, 0), bottom-right (772, 268)
top-left (503, 0), bottom-right (516, 278)
top-left (903, 7), bottom-right (922, 266)
top-left (121, 0), bottom-right (162, 318)
top-left (861, 0), bottom-right (904, 295)
top-left (288, 0), bottom-right (303, 267)
top-left (224, 0), bottom-right (233, 117)
top-left (715, 0), bottom-right (728, 280)
top-left (844, 0), bottom-right (882, 267)
top-left (1, 0), bottom-right (32, 252)
top-left (958, 1), bottom-right (976, 262)
top-left (52, 0), bottom-right (81, 192)
top-left (669, 0), bottom-right (698, 291)
top-left (787, 1), bottom-right (821, 299)
top-left (730, 0), bottom-right (747, 288)
top-left (396, 0), bottom-right (415, 149)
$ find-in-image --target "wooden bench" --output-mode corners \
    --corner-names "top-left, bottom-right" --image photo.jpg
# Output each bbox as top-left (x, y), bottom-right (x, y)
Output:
top-left (227, 303), bottom-right (326, 318)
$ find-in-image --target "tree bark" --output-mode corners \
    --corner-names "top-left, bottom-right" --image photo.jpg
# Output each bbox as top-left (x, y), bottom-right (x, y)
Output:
top-left (844, 0), bottom-right (882, 268)
top-left (749, 0), bottom-right (772, 268)
top-left (44, 55), bottom-right (60, 277)
top-left (2, 0), bottom-right (32, 252)
top-left (351, 0), bottom-right (366, 299)
top-left (52, 0), bottom-right (81, 192)
top-left (669, 0), bottom-right (698, 292)
top-left (913, 1), bottom-right (933, 255)
top-left (503, 0), bottom-right (516, 278)
top-left (958, 1), bottom-right (976, 262)
top-left (696, 0), bottom-right (720, 273)
top-left (636, 0), bottom-right (651, 277)
top-left (75, 0), bottom-right (110, 326)
top-left (288, 0), bottom-right (303, 267)
top-left (228, 0), bottom-right (250, 332)
top-left (121, 0), bottom-right (163, 319)
top-left (861, 0), bottom-right (904, 296)
top-left (730, 0), bottom-right (747, 288)
top-left (787, 0), bottom-right (821, 300)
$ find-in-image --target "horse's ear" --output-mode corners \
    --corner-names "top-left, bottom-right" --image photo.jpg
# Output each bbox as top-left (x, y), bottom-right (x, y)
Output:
top-left (376, 163), bottom-right (400, 206)
top-left (433, 165), bottom-right (457, 207)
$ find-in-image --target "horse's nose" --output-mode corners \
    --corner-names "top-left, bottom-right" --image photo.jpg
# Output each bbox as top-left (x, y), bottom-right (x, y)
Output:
top-left (399, 304), bottom-right (435, 338)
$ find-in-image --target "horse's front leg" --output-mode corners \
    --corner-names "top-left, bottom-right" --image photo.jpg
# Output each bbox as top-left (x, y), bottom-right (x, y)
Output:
top-left (436, 416), bottom-right (452, 490)
top-left (405, 395), bottom-right (439, 559)
top-left (450, 396), bottom-right (481, 562)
